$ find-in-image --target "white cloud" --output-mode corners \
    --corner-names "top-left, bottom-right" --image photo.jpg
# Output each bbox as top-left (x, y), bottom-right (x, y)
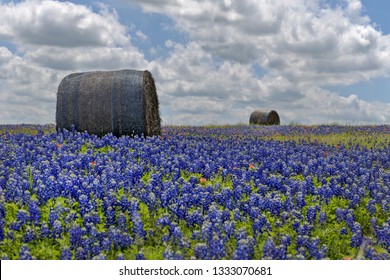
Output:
top-left (0, 0), bottom-right (148, 124)
top-left (0, 0), bottom-right (129, 47)
top-left (1, 0), bottom-right (390, 125)
top-left (136, 30), bottom-right (148, 41)
top-left (132, 0), bottom-right (390, 124)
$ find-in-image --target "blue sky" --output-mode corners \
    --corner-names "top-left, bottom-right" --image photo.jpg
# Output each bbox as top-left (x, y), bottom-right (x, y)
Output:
top-left (0, 0), bottom-right (389, 125)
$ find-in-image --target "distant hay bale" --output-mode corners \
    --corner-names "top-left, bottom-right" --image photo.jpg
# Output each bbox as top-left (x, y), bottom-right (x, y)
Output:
top-left (56, 69), bottom-right (161, 137)
top-left (249, 110), bottom-right (280, 125)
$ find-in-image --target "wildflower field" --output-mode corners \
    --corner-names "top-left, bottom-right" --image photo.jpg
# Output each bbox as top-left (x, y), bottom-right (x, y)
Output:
top-left (0, 124), bottom-right (389, 260)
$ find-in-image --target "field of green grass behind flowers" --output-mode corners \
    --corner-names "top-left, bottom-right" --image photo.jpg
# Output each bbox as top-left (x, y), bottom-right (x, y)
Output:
top-left (0, 124), bottom-right (389, 259)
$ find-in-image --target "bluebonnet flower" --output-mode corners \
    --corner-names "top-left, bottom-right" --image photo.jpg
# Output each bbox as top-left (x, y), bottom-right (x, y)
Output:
top-left (48, 209), bottom-right (59, 227)
top-left (19, 245), bottom-right (33, 260)
top-left (319, 212), bottom-right (326, 224)
top-left (318, 245), bottom-right (328, 259)
top-left (16, 209), bottom-right (29, 226)
top-left (194, 243), bottom-right (208, 260)
top-left (350, 222), bottom-right (363, 248)
top-left (367, 199), bottom-right (377, 215)
top-left (162, 233), bottom-right (170, 243)
top-left (273, 244), bottom-right (288, 260)
top-left (64, 212), bottom-right (77, 225)
top-left (345, 211), bottom-right (355, 228)
top-left (297, 222), bottom-right (312, 236)
top-left (295, 192), bottom-right (306, 209)
top-left (119, 195), bottom-right (131, 212)
top-left (292, 219), bottom-right (301, 232)
top-left (335, 208), bottom-right (345, 222)
top-left (136, 251), bottom-right (146, 260)
top-left (350, 194), bottom-right (361, 208)
top-left (340, 227), bottom-right (348, 235)
top-left (172, 226), bottom-right (183, 247)
top-left (235, 227), bottom-right (250, 241)
top-left (61, 247), bottom-right (72, 260)
top-left (191, 230), bottom-right (202, 241)
top-left (116, 253), bottom-right (125, 260)
top-left (233, 238), bottom-right (255, 260)
top-left (93, 253), bottom-right (107, 260)
top-left (157, 214), bottom-right (172, 227)
top-left (117, 212), bottom-right (127, 231)
top-left (23, 227), bottom-right (35, 243)
top-left (263, 237), bottom-right (276, 259)
top-left (364, 246), bottom-right (374, 260)
top-left (9, 221), bottom-right (21, 232)
top-left (131, 212), bottom-right (146, 240)
top-left (119, 232), bottom-right (134, 248)
top-left (105, 206), bottom-right (116, 228)
top-left (91, 242), bottom-right (101, 257)
top-left (201, 220), bottom-right (214, 241)
top-left (75, 247), bottom-right (88, 260)
top-left (70, 223), bottom-right (83, 250)
top-left (275, 219), bottom-right (283, 227)
top-left (163, 247), bottom-right (183, 260)
top-left (222, 220), bottom-right (236, 238)
top-left (209, 234), bottom-right (226, 259)
top-left (28, 200), bottom-right (40, 225)
top-left (306, 206), bottom-right (317, 224)
top-left (101, 237), bottom-right (111, 252)
top-left (281, 211), bottom-right (290, 222)
top-left (129, 198), bottom-right (140, 213)
top-left (307, 237), bottom-right (322, 259)
top-left (84, 212), bottom-right (100, 225)
top-left (40, 222), bottom-right (50, 238)
top-left (381, 199), bottom-right (389, 212)
top-left (52, 220), bottom-right (63, 239)
top-left (296, 235), bottom-right (310, 249)
top-left (187, 209), bottom-right (204, 227)
top-left (233, 208), bottom-right (242, 221)
top-left (376, 220), bottom-right (390, 247)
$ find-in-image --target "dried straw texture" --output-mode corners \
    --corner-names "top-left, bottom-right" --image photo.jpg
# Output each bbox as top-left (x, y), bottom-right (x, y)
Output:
top-left (56, 69), bottom-right (161, 137)
top-left (249, 110), bottom-right (280, 125)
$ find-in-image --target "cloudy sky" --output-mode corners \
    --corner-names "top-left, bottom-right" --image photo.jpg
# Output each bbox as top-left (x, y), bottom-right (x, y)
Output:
top-left (1, 0), bottom-right (390, 125)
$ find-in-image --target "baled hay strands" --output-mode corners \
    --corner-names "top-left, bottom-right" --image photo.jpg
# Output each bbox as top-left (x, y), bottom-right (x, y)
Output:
top-left (56, 69), bottom-right (161, 137)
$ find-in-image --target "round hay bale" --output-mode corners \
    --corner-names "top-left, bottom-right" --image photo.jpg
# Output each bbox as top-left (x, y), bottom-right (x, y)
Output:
top-left (56, 69), bottom-right (161, 137)
top-left (249, 110), bottom-right (280, 125)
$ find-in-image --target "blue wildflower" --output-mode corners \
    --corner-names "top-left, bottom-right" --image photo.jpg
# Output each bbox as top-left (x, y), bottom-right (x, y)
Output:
top-left (19, 245), bottom-right (33, 260)
top-left (136, 251), bottom-right (146, 260)
top-left (40, 222), bottom-right (50, 238)
top-left (209, 234), bottom-right (226, 259)
top-left (194, 243), bottom-right (208, 260)
top-left (70, 223), bottom-right (83, 250)
top-left (61, 247), bottom-right (72, 260)
top-left (23, 227), bottom-right (35, 243)
top-left (28, 200), bottom-right (40, 225)
top-left (306, 206), bottom-right (317, 224)
top-left (233, 238), bottom-right (254, 260)
top-left (263, 237), bottom-right (276, 259)
top-left (16, 209), bottom-right (29, 226)
top-left (350, 222), bottom-right (363, 247)
top-left (319, 212), bottom-right (326, 224)
top-left (52, 220), bottom-right (63, 239)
